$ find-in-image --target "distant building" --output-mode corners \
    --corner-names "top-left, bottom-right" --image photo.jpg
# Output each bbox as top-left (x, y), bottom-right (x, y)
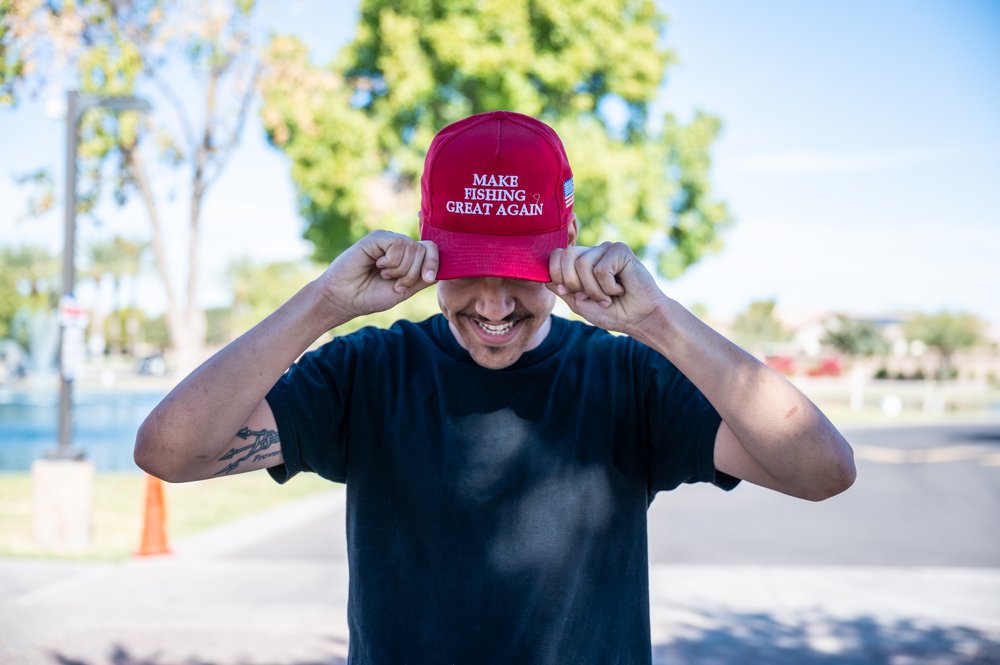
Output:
top-left (723, 306), bottom-right (1000, 385)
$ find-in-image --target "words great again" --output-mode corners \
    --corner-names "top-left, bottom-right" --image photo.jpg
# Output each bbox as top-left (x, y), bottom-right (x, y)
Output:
top-left (446, 173), bottom-right (544, 217)
top-left (446, 201), bottom-right (543, 216)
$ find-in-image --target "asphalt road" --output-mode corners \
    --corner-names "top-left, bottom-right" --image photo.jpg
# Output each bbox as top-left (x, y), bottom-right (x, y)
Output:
top-left (649, 423), bottom-right (1000, 567)
top-left (228, 422), bottom-right (1000, 567)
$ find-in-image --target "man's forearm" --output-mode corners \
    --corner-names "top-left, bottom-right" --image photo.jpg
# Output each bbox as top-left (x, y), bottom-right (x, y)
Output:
top-left (632, 296), bottom-right (855, 497)
top-left (135, 279), bottom-right (349, 479)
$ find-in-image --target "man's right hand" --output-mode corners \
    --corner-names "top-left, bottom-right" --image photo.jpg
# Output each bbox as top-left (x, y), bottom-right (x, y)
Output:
top-left (136, 230), bottom-right (438, 483)
top-left (318, 231), bottom-right (439, 320)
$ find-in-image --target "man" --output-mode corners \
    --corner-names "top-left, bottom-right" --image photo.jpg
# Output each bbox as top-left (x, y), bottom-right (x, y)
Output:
top-left (136, 111), bottom-right (855, 664)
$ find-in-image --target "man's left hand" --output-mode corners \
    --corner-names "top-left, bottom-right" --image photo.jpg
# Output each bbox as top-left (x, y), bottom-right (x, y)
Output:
top-left (547, 242), bottom-right (668, 337)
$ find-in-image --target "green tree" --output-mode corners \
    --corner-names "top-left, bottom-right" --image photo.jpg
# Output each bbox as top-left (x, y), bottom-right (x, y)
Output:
top-left (0, 0), bottom-right (29, 105)
top-left (905, 311), bottom-right (984, 381)
top-left (0, 244), bottom-right (59, 299)
top-left (4, 0), bottom-right (261, 373)
top-left (85, 235), bottom-right (147, 354)
top-left (225, 257), bottom-right (321, 339)
top-left (86, 236), bottom-right (146, 307)
top-left (218, 257), bottom-right (440, 342)
top-left (0, 263), bottom-right (19, 339)
top-left (204, 305), bottom-right (234, 347)
top-left (823, 314), bottom-right (890, 411)
top-left (730, 299), bottom-right (792, 356)
top-left (823, 315), bottom-right (889, 358)
top-left (259, 0), bottom-right (731, 276)
top-left (0, 245), bottom-right (58, 353)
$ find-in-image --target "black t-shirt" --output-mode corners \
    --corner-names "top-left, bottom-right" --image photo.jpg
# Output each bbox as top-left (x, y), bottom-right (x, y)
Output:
top-left (266, 314), bottom-right (739, 665)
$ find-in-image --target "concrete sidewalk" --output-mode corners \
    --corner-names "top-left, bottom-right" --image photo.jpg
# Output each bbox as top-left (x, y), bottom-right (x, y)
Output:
top-left (2, 490), bottom-right (998, 665)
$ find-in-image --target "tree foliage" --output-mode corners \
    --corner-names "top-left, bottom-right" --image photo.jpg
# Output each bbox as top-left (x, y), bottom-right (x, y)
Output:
top-left (4, 0), bottom-right (261, 371)
top-left (905, 311), bottom-right (984, 381)
top-left (85, 235), bottom-right (146, 293)
top-left (905, 311), bottom-right (984, 356)
top-left (823, 315), bottom-right (889, 357)
top-left (730, 299), bottom-right (791, 355)
top-left (0, 245), bottom-right (58, 342)
top-left (260, 0), bottom-right (731, 277)
top-left (224, 257), bottom-right (320, 338)
top-left (904, 311), bottom-right (986, 380)
top-left (1, 0), bottom-right (31, 105)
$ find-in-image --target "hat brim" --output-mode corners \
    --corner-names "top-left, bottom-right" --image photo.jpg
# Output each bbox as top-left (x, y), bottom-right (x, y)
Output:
top-left (422, 222), bottom-right (567, 282)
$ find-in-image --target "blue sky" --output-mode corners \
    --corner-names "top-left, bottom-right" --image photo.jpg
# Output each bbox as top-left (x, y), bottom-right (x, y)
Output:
top-left (1, 0), bottom-right (998, 324)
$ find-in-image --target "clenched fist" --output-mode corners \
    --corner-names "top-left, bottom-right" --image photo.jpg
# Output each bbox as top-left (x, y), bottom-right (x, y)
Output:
top-left (318, 231), bottom-right (439, 320)
top-left (547, 242), bottom-right (669, 338)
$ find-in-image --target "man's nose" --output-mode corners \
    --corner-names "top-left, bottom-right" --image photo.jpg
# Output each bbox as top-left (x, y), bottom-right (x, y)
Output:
top-left (475, 278), bottom-right (517, 321)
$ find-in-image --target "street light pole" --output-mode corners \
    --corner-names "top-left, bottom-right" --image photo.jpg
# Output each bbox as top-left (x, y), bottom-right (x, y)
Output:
top-left (52, 89), bottom-right (150, 461)
top-left (34, 89), bottom-right (151, 553)
top-left (54, 90), bottom-right (83, 461)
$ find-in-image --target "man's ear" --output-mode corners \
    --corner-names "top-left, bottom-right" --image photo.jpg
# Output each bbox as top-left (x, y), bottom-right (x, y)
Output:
top-left (567, 214), bottom-right (578, 247)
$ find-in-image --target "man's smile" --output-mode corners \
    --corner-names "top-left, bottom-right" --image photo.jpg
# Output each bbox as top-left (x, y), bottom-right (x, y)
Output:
top-left (465, 314), bottom-right (527, 345)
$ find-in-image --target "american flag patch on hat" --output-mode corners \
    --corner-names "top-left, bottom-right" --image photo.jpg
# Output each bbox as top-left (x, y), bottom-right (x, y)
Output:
top-left (563, 177), bottom-right (574, 208)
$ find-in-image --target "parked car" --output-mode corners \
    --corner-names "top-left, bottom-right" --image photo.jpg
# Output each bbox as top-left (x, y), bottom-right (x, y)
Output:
top-left (765, 355), bottom-right (796, 375)
top-left (808, 357), bottom-right (844, 377)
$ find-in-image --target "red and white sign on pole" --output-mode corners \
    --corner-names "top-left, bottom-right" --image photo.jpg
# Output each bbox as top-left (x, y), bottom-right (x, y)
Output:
top-left (59, 295), bottom-right (88, 382)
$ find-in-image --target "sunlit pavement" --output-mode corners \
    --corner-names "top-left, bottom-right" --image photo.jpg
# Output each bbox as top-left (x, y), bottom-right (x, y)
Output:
top-left (3, 421), bottom-right (1000, 664)
top-left (649, 566), bottom-right (1000, 664)
top-left (3, 557), bottom-right (998, 664)
top-left (0, 557), bottom-right (352, 664)
top-left (0, 491), bottom-right (353, 665)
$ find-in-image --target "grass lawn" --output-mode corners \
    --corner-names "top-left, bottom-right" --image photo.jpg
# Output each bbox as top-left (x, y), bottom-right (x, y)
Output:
top-left (0, 471), bottom-right (336, 561)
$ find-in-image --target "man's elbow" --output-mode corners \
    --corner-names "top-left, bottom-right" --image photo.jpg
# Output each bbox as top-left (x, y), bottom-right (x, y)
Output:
top-left (134, 417), bottom-right (185, 483)
top-left (806, 453), bottom-right (857, 502)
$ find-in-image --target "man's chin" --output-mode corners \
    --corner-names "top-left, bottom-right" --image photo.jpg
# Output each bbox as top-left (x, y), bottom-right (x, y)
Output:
top-left (446, 313), bottom-right (548, 369)
top-left (468, 344), bottom-right (523, 370)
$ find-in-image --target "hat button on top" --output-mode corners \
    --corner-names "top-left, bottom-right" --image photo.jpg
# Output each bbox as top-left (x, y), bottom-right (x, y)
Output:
top-left (491, 111), bottom-right (507, 119)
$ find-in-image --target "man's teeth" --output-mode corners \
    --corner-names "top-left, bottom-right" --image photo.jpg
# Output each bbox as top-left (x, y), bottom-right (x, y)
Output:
top-left (476, 320), bottom-right (514, 336)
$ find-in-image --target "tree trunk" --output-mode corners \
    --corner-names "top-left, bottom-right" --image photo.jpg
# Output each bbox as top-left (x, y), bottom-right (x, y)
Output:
top-left (166, 307), bottom-right (206, 376)
top-left (125, 147), bottom-right (206, 375)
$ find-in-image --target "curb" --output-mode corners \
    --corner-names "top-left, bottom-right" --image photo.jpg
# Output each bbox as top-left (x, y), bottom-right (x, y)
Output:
top-left (171, 488), bottom-right (346, 559)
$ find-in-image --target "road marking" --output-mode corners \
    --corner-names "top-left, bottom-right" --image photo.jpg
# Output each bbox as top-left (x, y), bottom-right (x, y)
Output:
top-left (854, 444), bottom-right (1000, 466)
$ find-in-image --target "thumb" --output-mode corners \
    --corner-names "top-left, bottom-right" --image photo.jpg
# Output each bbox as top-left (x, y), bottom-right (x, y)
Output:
top-left (545, 282), bottom-right (586, 316)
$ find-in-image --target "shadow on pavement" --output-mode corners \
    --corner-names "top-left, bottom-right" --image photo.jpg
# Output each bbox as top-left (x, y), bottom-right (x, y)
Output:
top-left (49, 645), bottom-right (213, 665)
top-left (45, 642), bottom-right (347, 665)
top-left (34, 615), bottom-right (1000, 665)
top-left (958, 430), bottom-right (1000, 445)
top-left (654, 610), bottom-right (1000, 664)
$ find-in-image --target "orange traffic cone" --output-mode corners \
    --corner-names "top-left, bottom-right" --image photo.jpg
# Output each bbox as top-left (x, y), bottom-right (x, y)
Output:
top-left (136, 473), bottom-right (171, 556)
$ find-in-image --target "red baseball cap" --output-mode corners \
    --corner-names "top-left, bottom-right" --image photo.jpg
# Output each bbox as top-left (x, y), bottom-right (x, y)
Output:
top-left (420, 111), bottom-right (574, 282)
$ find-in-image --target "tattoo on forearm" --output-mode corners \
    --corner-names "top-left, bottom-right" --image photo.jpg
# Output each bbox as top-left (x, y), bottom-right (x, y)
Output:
top-left (213, 427), bottom-right (281, 476)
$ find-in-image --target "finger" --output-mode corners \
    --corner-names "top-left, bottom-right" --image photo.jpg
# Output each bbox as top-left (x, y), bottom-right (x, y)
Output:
top-left (545, 280), bottom-right (581, 315)
top-left (380, 239), bottom-right (418, 279)
top-left (394, 242), bottom-right (427, 292)
top-left (573, 245), bottom-right (614, 307)
top-left (419, 240), bottom-right (439, 283)
top-left (593, 243), bottom-right (627, 297)
top-left (371, 231), bottom-right (404, 267)
top-left (558, 247), bottom-right (585, 295)
top-left (548, 248), bottom-right (567, 294)
top-left (374, 241), bottom-right (398, 270)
